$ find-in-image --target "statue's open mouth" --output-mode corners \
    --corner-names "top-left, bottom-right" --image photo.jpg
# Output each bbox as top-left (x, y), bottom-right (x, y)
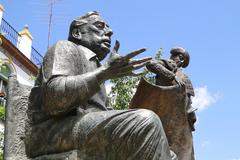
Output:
top-left (102, 41), bottom-right (111, 48)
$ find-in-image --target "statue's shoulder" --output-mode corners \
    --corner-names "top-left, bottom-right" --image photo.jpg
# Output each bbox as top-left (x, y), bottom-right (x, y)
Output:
top-left (52, 40), bottom-right (78, 51)
top-left (44, 40), bottom-right (78, 58)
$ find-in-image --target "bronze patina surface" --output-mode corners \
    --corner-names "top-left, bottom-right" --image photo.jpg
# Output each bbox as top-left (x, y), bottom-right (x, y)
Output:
top-left (130, 78), bottom-right (194, 160)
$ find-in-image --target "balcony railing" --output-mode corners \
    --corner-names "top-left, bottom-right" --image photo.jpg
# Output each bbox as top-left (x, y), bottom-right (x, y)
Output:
top-left (0, 18), bottom-right (19, 46)
top-left (0, 18), bottom-right (43, 67)
top-left (31, 47), bottom-right (43, 67)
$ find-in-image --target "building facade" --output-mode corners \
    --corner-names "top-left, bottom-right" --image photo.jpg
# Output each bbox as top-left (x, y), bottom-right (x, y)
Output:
top-left (0, 4), bottom-right (42, 101)
top-left (0, 4), bottom-right (43, 133)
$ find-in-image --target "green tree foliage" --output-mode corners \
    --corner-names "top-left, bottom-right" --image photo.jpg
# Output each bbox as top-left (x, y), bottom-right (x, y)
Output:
top-left (108, 48), bottom-right (163, 110)
top-left (108, 76), bottom-right (139, 110)
top-left (0, 105), bottom-right (4, 121)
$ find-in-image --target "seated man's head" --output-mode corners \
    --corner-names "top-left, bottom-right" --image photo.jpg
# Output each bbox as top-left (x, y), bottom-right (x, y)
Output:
top-left (68, 11), bottom-right (113, 61)
top-left (170, 47), bottom-right (190, 68)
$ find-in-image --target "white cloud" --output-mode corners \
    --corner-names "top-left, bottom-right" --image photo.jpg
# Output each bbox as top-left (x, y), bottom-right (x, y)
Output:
top-left (192, 86), bottom-right (222, 112)
top-left (231, 158), bottom-right (240, 160)
top-left (105, 83), bottom-right (113, 95)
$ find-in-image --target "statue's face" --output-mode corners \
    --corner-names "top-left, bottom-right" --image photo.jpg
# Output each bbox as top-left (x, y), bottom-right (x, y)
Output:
top-left (170, 53), bottom-right (184, 67)
top-left (79, 15), bottom-right (113, 61)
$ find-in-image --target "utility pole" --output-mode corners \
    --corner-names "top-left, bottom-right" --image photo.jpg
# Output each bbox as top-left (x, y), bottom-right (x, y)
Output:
top-left (31, 0), bottom-right (64, 50)
top-left (47, 0), bottom-right (63, 49)
top-left (47, 0), bottom-right (54, 49)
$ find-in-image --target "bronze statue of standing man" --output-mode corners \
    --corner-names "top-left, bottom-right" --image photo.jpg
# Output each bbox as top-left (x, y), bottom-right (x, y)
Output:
top-left (147, 47), bottom-right (196, 131)
top-left (145, 47), bottom-right (196, 160)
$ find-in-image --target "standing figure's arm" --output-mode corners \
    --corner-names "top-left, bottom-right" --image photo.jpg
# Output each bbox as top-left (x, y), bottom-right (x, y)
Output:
top-left (146, 59), bottom-right (176, 81)
top-left (146, 59), bottom-right (185, 86)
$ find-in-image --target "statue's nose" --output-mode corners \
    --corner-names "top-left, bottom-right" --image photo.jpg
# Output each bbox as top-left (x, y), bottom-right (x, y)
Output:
top-left (105, 27), bottom-right (113, 37)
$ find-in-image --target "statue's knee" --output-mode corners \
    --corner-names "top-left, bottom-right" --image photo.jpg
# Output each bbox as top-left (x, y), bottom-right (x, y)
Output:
top-left (135, 109), bottom-right (162, 129)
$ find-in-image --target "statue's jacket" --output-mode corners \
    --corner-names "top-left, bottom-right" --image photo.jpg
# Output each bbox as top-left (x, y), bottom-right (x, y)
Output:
top-left (29, 40), bottom-right (108, 124)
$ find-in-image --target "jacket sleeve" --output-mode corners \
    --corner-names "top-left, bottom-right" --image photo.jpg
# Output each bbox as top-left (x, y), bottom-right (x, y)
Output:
top-left (146, 59), bottom-right (175, 81)
top-left (41, 41), bottom-right (101, 115)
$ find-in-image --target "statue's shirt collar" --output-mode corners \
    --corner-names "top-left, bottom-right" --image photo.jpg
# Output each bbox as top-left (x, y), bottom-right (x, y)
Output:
top-left (77, 45), bottom-right (97, 60)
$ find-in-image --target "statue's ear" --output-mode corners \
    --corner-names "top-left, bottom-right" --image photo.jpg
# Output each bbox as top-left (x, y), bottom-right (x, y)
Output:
top-left (72, 28), bottom-right (82, 40)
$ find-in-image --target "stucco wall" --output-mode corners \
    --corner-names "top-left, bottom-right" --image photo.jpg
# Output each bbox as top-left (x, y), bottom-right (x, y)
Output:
top-left (0, 46), bottom-right (34, 86)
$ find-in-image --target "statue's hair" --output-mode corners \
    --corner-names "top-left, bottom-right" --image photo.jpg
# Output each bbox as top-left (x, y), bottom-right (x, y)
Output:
top-left (68, 11), bottom-right (99, 41)
top-left (74, 11), bottom-right (99, 25)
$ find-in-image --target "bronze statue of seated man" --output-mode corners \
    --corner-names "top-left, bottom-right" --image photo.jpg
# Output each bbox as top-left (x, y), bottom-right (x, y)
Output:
top-left (26, 11), bottom-right (177, 160)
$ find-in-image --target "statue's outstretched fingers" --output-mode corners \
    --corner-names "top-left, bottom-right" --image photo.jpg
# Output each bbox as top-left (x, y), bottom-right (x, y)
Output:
top-left (112, 40), bottom-right (120, 54)
top-left (109, 40), bottom-right (120, 59)
top-left (117, 61), bottom-right (149, 75)
top-left (129, 57), bottom-right (152, 65)
top-left (122, 48), bottom-right (146, 61)
top-left (132, 61), bottom-right (150, 70)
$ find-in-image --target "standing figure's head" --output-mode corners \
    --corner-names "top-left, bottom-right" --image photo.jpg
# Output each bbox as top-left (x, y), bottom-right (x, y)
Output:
top-left (170, 47), bottom-right (190, 68)
top-left (68, 11), bottom-right (113, 61)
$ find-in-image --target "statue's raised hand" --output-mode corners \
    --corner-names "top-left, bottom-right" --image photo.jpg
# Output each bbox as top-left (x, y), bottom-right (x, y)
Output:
top-left (98, 40), bottom-right (151, 82)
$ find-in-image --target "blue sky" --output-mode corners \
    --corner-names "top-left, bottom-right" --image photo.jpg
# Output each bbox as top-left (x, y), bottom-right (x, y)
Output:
top-left (1, 0), bottom-right (240, 159)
